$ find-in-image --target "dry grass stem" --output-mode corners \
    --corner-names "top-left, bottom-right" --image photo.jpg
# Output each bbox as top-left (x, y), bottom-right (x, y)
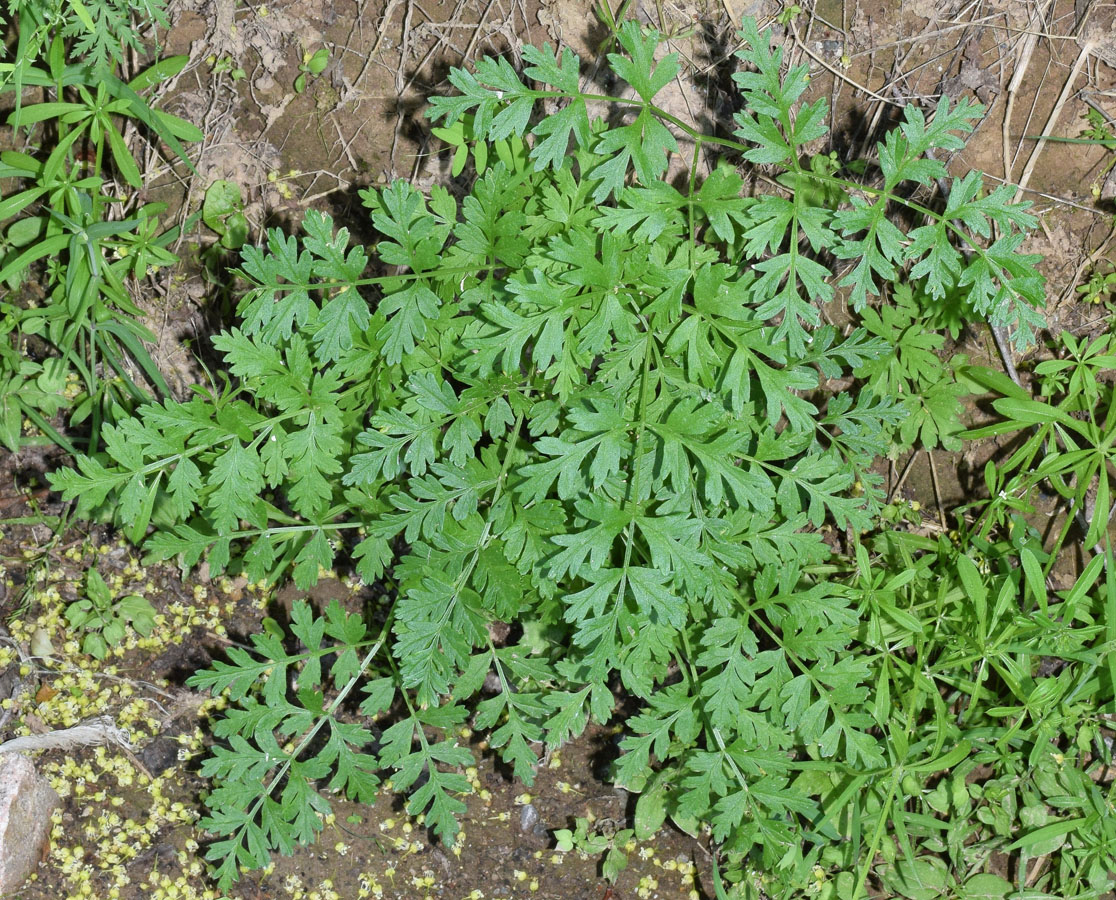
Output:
top-left (1002, 0), bottom-right (1054, 180)
top-left (1014, 39), bottom-right (1097, 201)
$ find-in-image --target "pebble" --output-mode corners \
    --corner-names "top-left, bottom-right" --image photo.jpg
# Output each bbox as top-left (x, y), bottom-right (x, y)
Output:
top-left (519, 802), bottom-right (549, 839)
top-left (519, 802), bottom-right (539, 833)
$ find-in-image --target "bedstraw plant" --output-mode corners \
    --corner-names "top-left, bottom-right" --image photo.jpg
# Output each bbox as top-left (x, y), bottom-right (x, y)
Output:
top-left (0, 0), bottom-right (201, 454)
top-left (48, 16), bottom-right (1116, 900)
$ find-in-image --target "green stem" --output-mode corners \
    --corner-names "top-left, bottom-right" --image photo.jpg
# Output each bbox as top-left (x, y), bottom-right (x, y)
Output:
top-left (228, 606), bottom-right (394, 873)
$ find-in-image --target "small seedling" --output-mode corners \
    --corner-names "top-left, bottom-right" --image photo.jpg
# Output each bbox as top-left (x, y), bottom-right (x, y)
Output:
top-left (207, 55), bottom-right (247, 81)
top-left (1080, 107), bottom-right (1116, 150)
top-left (777, 4), bottom-right (804, 23)
top-left (1076, 263), bottom-right (1116, 307)
top-left (202, 179), bottom-right (248, 250)
top-left (295, 46), bottom-right (330, 94)
top-left (65, 569), bottom-right (157, 660)
top-left (554, 818), bottom-right (633, 882)
top-left (430, 112), bottom-right (529, 177)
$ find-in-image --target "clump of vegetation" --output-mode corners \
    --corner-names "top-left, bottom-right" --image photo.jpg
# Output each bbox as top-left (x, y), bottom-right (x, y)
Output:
top-left (0, 0), bottom-right (201, 455)
top-left (2, 2), bottom-right (1113, 898)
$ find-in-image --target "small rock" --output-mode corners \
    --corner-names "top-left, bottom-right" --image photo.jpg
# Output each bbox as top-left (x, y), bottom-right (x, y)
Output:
top-left (0, 753), bottom-right (60, 892)
top-left (519, 802), bottom-right (539, 834)
top-left (519, 802), bottom-right (549, 839)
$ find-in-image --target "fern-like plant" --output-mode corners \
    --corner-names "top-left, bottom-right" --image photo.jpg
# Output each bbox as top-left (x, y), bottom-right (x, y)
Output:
top-left (49, 17), bottom-right (1046, 894)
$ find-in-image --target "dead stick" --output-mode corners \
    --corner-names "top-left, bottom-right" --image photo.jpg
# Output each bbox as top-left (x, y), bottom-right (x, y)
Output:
top-left (1013, 40), bottom-right (1096, 202)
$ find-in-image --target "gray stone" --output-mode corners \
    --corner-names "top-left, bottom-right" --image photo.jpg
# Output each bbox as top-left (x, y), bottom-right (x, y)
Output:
top-left (0, 753), bottom-right (60, 892)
